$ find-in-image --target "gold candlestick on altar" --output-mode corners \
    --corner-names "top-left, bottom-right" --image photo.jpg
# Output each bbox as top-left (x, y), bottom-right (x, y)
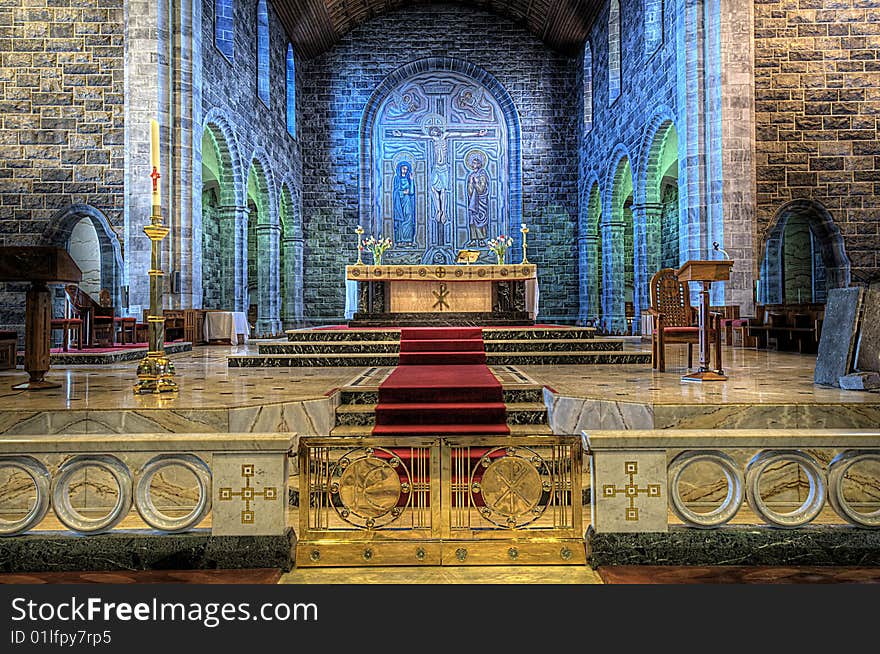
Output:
top-left (355, 225), bottom-right (365, 265)
top-left (520, 222), bottom-right (529, 264)
top-left (135, 120), bottom-right (178, 394)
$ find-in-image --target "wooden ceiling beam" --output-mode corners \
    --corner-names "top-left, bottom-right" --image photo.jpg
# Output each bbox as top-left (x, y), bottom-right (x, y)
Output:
top-left (273, 0), bottom-right (602, 60)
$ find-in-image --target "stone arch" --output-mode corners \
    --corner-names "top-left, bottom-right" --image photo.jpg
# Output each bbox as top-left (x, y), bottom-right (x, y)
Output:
top-left (41, 204), bottom-right (124, 310)
top-left (202, 109), bottom-right (245, 207)
top-left (358, 56), bottom-right (523, 259)
top-left (638, 110), bottom-right (681, 288)
top-left (604, 148), bottom-right (636, 334)
top-left (246, 153), bottom-right (281, 336)
top-left (278, 177), bottom-right (304, 329)
top-left (759, 199), bottom-right (850, 305)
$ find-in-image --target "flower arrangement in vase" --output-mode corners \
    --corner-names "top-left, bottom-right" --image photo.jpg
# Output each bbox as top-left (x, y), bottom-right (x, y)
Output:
top-left (487, 234), bottom-right (513, 265)
top-left (363, 235), bottom-right (393, 265)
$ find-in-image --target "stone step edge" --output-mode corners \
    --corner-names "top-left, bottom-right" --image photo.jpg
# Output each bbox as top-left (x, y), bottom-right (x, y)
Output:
top-left (329, 424), bottom-right (554, 437)
top-left (336, 401), bottom-right (548, 414)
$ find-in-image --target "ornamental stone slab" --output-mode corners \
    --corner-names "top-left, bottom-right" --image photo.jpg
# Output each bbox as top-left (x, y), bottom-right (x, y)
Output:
top-left (590, 450), bottom-right (667, 533)
top-left (212, 453), bottom-right (288, 537)
top-left (815, 287), bottom-right (863, 386)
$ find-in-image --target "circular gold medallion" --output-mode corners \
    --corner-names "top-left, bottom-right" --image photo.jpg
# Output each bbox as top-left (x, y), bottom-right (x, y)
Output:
top-left (338, 456), bottom-right (401, 519)
top-left (480, 457), bottom-right (542, 517)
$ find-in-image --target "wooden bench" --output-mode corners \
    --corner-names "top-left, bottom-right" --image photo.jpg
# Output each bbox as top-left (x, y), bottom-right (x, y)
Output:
top-left (745, 303), bottom-right (824, 353)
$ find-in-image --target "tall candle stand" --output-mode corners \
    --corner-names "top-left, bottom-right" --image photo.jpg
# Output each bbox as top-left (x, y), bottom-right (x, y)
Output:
top-left (355, 225), bottom-right (365, 265)
top-left (134, 166), bottom-right (178, 394)
top-left (520, 223), bottom-right (530, 264)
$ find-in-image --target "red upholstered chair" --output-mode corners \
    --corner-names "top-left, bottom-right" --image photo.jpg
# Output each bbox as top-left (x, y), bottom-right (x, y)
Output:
top-left (65, 284), bottom-right (114, 347)
top-left (101, 288), bottom-right (135, 344)
top-left (648, 268), bottom-right (717, 372)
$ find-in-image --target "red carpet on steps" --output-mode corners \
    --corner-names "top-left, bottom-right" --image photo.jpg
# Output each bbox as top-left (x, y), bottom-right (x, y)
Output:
top-left (373, 327), bottom-right (509, 436)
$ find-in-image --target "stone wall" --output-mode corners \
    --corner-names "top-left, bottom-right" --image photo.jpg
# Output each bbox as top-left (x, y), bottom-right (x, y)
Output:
top-left (0, 0), bottom-right (124, 332)
top-left (578, 0), bottom-right (679, 330)
top-left (754, 0), bottom-right (880, 283)
top-left (299, 5), bottom-right (580, 323)
top-left (198, 0), bottom-right (301, 333)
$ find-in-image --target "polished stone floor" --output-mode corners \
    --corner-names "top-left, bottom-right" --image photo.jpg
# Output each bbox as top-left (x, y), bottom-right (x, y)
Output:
top-left (0, 340), bottom-right (876, 411)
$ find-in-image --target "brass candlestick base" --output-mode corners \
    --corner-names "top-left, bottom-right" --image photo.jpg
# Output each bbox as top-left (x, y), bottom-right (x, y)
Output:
top-left (134, 355), bottom-right (178, 394)
top-left (134, 206), bottom-right (178, 395)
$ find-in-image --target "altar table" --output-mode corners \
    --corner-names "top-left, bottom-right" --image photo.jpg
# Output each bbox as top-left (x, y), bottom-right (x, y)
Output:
top-left (203, 310), bottom-right (250, 344)
top-left (345, 264), bottom-right (537, 326)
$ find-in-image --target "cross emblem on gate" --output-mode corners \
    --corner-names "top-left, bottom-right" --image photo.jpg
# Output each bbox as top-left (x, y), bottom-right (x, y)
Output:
top-left (602, 461), bottom-right (662, 521)
top-left (219, 463), bottom-right (278, 524)
top-left (432, 283), bottom-right (450, 310)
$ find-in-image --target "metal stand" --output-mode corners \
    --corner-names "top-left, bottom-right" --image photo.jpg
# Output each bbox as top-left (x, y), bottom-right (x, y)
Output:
top-left (134, 200), bottom-right (178, 394)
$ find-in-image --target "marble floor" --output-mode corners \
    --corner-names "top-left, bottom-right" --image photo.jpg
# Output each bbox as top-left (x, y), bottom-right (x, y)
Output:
top-left (0, 341), bottom-right (876, 412)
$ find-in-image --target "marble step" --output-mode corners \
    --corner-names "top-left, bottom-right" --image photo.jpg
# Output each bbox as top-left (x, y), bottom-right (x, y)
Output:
top-left (230, 350), bottom-right (649, 367)
top-left (286, 330), bottom-right (400, 342)
top-left (284, 327), bottom-right (596, 342)
top-left (260, 338), bottom-right (620, 355)
top-left (329, 422), bottom-right (554, 437)
top-left (338, 386), bottom-right (546, 405)
top-left (335, 402), bottom-right (548, 427)
top-left (260, 340), bottom-right (400, 354)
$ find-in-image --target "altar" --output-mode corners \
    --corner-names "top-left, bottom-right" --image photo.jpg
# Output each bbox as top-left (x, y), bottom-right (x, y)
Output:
top-left (345, 264), bottom-right (537, 326)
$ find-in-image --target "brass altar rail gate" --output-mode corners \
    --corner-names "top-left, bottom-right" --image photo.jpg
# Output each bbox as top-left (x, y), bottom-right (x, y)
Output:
top-left (297, 435), bottom-right (584, 566)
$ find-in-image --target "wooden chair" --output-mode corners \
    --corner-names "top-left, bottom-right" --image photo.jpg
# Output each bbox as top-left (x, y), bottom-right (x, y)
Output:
top-left (49, 318), bottom-right (82, 351)
top-left (100, 289), bottom-right (136, 344)
top-left (648, 268), bottom-right (718, 372)
top-left (65, 285), bottom-right (114, 347)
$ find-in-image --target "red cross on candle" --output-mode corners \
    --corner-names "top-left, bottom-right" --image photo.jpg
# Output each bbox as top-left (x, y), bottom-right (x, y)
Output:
top-left (150, 166), bottom-right (161, 193)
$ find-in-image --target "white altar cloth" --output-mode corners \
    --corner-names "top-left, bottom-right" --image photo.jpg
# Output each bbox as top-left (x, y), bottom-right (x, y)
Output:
top-left (204, 311), bottom-right (250, 344)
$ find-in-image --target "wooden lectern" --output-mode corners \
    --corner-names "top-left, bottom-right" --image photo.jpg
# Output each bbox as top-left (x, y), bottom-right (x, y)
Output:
top-left (0, 247), bottom-right (82, 390)
top-left (676, 259), bottom-right (734, 383)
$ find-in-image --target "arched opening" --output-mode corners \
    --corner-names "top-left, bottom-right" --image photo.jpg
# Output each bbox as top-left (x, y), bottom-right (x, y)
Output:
top-left (359, 57), bottom-right (522, 265)
top-left (758, 200), bottom-right (850, 305)
top-left (608, 0), bottom-right (621, 103)
top-left (201, 120), bottom-right (242, 310)
top-left (256, 0), bottom-right (270, 106)
top-left (286, 44), bottom-right (296, 138)
top-left (583, 43), bottom-right (593, 135)
top-left (644, 120), bottom-right (680, 271)
top-left (214, 0), bottom-right (234, 61)
top-left (279, 184), bottom-right (297, 329)
top-left (41, 205), bottom-right (124, 317)
top-left (67, 218), bottom-right (102, 299)
top-left (607, 156), bottom-right (635, 334)
top-left (246, 158), bottom-right (280, 336)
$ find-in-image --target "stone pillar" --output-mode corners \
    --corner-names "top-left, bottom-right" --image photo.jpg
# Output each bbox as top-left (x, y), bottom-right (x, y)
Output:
top-left (219, 205), bottom-right (248, 313)
top-left (577, 234), bottom-right (590, 325)
top-left (717, 0), bottom-right (756, 315)
top-left (281, 236), bottom-right (304, 329)
top-left (168, 0), bottom-right (203, 310)
top-left (603, 220), bottom-right (626, 334)
top-left (255, 223), bottom-right (282, 337)
top-left (123, 0), bottom-right (165, 315)
top-left (586, 235), bottom-right (601, 326)
top-left (632, 202), bottom-right (663, 323)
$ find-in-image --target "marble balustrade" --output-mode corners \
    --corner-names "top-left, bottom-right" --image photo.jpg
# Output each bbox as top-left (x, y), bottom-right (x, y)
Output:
top-left (584, 429), bottom-right (880, 533)
top-left (0, 432), bottom-right (294, 538)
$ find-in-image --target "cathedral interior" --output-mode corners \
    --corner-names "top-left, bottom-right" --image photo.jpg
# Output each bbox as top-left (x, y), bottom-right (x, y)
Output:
top-left (0, 0), bottom-right (879, 588)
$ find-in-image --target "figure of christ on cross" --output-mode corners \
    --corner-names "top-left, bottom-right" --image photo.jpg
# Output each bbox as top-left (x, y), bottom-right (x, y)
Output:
top-left (392, 125), bottom-right (487, 229)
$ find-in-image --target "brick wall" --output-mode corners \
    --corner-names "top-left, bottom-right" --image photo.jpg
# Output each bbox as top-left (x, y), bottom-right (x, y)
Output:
top-left (754, 0), bottom-right (880, 281)
top-left (299, 5), bottom-right (580, 323)
top-left (0, 0), bottom-right (123, 332)
top-left (0, 0), bottom-right (124, 245)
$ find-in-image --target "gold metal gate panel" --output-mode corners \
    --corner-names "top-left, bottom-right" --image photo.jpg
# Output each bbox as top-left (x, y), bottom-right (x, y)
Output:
top-left (297, 436), bottom-right (583, 566)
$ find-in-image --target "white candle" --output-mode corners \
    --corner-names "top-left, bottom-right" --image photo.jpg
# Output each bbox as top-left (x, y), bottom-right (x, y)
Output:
top-left (150, 119), bottom-right (160, 205)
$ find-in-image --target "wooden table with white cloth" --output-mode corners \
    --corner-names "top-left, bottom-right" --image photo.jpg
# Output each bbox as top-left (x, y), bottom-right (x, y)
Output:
top-left (203, 311), bottom-right (250, 344)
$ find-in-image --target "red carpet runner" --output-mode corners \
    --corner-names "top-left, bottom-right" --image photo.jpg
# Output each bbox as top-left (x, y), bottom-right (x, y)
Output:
top-left (373, 327), bottom-right (509, 436)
